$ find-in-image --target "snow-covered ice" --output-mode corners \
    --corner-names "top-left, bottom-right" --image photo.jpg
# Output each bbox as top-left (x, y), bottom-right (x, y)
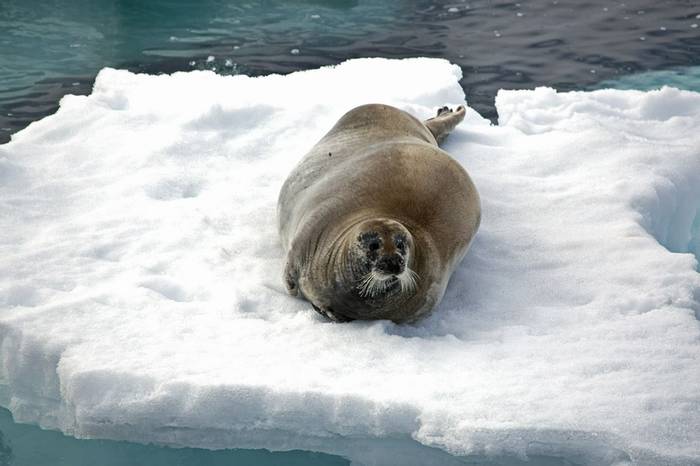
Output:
top-left (1, 58), bottom-right (699, 466)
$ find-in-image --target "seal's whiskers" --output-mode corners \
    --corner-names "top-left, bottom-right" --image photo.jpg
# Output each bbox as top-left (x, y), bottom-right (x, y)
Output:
top-left (398, 268), bottom-right (419, 294)
top-left (358, 268), bottom-right (419, 297)
top-left (358, 270), bottom-right (391, 297)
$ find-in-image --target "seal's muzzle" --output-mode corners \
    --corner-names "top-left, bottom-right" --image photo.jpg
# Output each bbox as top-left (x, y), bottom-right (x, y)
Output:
top-left (376, 254), bottom-right (405, 275)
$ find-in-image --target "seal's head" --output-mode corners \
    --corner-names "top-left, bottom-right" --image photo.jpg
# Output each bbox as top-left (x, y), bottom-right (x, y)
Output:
top-left (344, 218), bottom-right (419, 300)
top-left (300, 217), bottom-right (423, 322)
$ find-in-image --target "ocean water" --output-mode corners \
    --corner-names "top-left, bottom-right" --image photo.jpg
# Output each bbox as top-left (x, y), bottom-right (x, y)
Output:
top-left (597, 64), bottom-right (700, 90)
top-left (0, 408), bottom-right (349, 466)
top-left (0, 408), bottom-right (596, 466)
top-left (1, 0), bottom-right (699, 143)
top-left (0, 407), bottom-right (585, 466)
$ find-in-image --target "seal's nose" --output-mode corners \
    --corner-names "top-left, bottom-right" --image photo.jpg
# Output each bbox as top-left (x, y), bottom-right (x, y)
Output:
top-left (376, 254), bottom-right (404, 275)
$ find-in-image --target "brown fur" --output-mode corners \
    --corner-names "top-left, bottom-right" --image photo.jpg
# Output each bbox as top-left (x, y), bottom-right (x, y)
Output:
top-left (277, 103), bottom-right (480, 323)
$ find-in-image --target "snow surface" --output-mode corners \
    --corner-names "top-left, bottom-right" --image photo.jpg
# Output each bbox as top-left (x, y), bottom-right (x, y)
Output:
top-left (1, 58), bottom-right (700, 466)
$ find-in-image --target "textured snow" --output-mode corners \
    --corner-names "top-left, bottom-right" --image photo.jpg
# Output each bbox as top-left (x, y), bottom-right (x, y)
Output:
top-left (1, 58), bottom-right (699, 466)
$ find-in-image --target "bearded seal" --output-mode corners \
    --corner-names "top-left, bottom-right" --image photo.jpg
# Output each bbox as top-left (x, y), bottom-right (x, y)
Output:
top-left (277, 103), bottom-right (480, 323)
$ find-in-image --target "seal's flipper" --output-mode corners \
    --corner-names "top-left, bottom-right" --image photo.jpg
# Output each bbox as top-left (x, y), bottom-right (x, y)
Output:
top-left (425, 105), bottom-right (466, 145)
top-left (283, 258), bottom-right (300, 296)
top-left (311, 303), bottom-right (355, 323)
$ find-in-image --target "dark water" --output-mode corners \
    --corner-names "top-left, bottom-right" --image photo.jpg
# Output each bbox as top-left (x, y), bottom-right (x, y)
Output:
top-left (1, 0), bottom-right (700, 143)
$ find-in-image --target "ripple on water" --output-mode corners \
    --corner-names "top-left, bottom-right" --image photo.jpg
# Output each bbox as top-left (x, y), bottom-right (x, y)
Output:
top-left (2, 0), bottom-right (700, 142)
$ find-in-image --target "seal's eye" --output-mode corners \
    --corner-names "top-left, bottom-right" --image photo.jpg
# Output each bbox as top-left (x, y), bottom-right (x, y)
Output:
top-left (395, 235), bottom-right (406, 253)
top-left (359, 232), bottom-right (381, 251)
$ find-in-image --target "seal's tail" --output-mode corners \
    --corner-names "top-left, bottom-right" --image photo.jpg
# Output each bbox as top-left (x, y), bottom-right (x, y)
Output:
top-left (424, 105), bottom-right (466, 145)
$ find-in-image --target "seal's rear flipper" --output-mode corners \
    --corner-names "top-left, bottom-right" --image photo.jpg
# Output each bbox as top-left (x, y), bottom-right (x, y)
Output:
top-left (425, 105), bottom-right (466, 145)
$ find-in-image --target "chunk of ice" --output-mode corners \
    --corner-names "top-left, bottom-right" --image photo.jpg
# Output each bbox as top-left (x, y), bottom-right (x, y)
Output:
top-left (0, 58), bottom-right (699, 465)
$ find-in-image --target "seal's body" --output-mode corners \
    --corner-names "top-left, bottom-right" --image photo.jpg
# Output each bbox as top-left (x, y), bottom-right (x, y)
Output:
top-left (278, 104), bottom-right (480, 323)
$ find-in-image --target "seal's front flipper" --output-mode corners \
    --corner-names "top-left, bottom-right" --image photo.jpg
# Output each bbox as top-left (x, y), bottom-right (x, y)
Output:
top-left (425, 105), bottom-right (466, 145)
top-left (283, 258), bottom-right (300, 296)
top-left (311, 303), bottom-right (355, 323)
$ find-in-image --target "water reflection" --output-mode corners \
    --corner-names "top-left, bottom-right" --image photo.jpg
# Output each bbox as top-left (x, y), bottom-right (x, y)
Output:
top-left (0, 407), bottom-right (595, 466)
top-left (0, 431), bottom-right (12, 466)
top-left (0, 408), bottom-right (349, 466)
top-left (1, 0), bottom-right (699, 143)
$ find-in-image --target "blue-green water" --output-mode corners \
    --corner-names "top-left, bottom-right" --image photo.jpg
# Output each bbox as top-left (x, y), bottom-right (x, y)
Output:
top-left (1, 0), bottom-right (700, 143)
top-left (0, 407), bottom-right (593, 466)
top-left (596, 65), bottom-right (700, 91)
top-left (0, 408), bottom-right (348, 466)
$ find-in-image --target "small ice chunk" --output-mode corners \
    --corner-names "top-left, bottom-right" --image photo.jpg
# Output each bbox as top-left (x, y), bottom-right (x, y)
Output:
top-left (290, 48), bottom-right (300, 55)
top-left (206, 55), bottom-right (215, 63)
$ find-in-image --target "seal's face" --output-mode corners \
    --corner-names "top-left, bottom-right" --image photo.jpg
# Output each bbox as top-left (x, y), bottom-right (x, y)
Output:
top-left (345, 219), bottom-right (418, 299)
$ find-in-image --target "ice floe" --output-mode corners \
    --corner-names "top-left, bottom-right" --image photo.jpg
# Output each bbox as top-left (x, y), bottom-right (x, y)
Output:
top-left (0, 58), bottom-right (699, 466)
